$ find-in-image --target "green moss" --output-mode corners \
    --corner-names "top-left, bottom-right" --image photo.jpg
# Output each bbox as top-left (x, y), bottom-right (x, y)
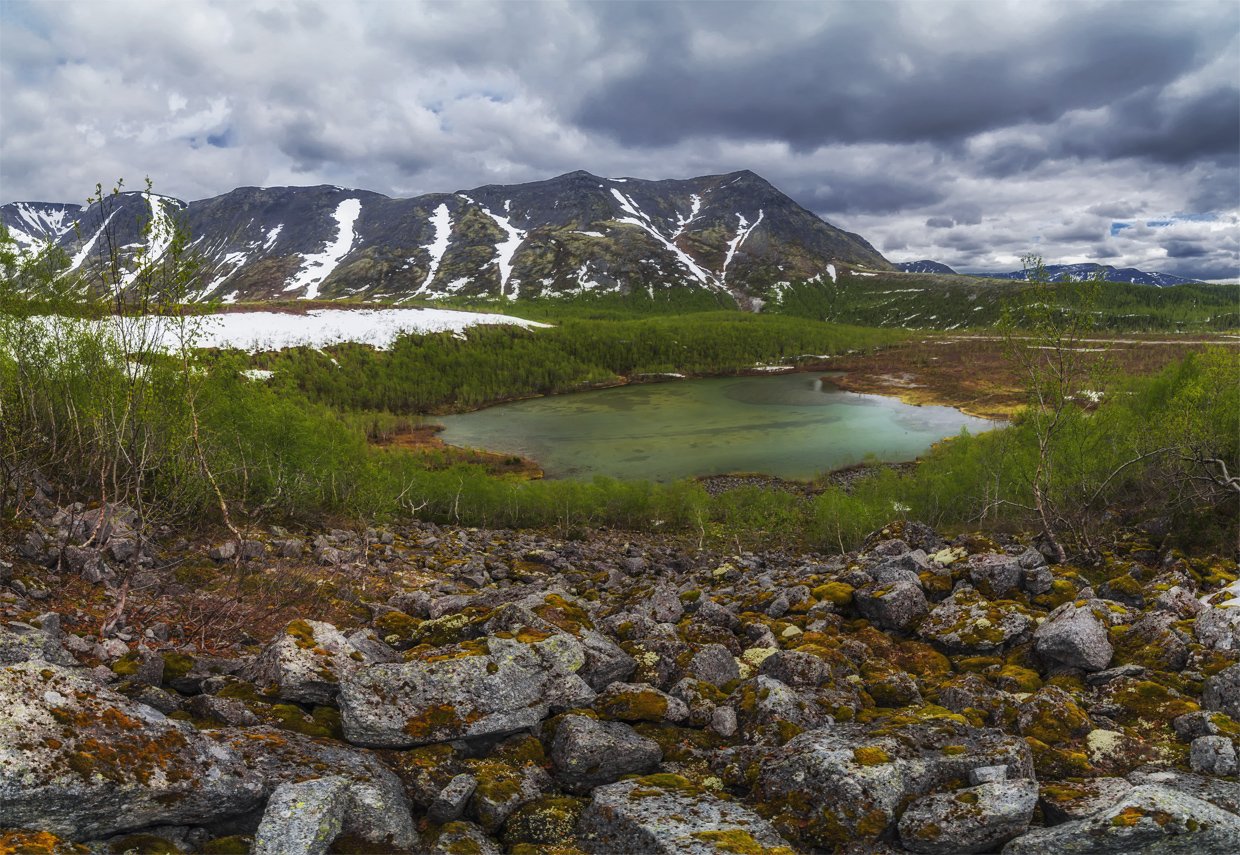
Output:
top-left (110, 652), bottom-right (141, 676)
top-left (853, 746), bottom-right (892, 766)
top-left (997, 665), bottom-right (1042, 693)
top-left (689, 829), bottom-right (796, 855)
top-left (285, 619), bottom-right (317, 650)
top-left (160, 652), bottom-right (195, 682)
top-left (200, 838), bottom-right (252, 855)
top-left (812, 582), bottom-right (855, 608)
top-left (267, 704), bottom-right (335, 738)
top-left (595, 688), bottom-right (669, 722)
top-left (374, 610), bottom-right (419, 641)
top-left (501, 796), bottom-right (587, 847)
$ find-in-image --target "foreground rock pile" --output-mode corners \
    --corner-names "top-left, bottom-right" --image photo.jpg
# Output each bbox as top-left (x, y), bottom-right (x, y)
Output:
top-left (3, 514), bottom-right (1239, 853)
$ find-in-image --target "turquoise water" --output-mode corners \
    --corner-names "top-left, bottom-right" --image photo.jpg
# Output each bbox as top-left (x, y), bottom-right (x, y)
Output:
top-left (437, 372), bottom-right (998, 481)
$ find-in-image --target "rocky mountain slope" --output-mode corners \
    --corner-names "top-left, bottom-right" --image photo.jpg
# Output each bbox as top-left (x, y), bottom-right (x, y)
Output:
top-left (1, 170), bottom-right (891, 306)
top-left (4, 489), bottom-right (1239, 853)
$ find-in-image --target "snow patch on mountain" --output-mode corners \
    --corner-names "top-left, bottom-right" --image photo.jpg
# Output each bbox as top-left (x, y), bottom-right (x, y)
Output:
top-left (672, 194), bottom-right (703, 239)
top-left (283, 198), bottom-right (362, 300)
top-left (415, 203), bottom-right (452, 294)
top-left (611, 188), bottom-right (712, 286)
top-left (65, 210), bottom-right (119, 274)
top-left (460, 195), bottom-right (526, 297)
top-left (8, 203), bottom-right (80, 251)
top-left (722, 210), bottom-right (764, 283)
top-left (262, 224), bottom-right (283, 251)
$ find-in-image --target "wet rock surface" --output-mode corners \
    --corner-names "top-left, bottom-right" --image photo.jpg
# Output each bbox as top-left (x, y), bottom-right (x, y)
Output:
top-left (2, 514), bottom-right (1238, 852)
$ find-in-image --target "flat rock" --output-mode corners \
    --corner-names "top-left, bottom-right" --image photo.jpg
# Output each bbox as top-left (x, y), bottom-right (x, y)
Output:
top-left (0, 661), bottom-right (263, 840)
top-left (339, 632), bottom-right (594, 748)
top-left (577, 775), bottom-right (794, 855)
top-left (898, 780), bottom-right (1038, 854)
top-left (918, 589), bottom-right (1036, 654)
top-left (1203, 664), bottom-right (1240, 719)
top-left (1002, 784), bottom-right (1240, 854)
top-left (1039, 778), bottom-right (1133, 824)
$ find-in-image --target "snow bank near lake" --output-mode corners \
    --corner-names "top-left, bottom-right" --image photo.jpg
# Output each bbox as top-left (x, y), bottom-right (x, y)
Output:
top-left (30, 308), bottom-right (551, 354)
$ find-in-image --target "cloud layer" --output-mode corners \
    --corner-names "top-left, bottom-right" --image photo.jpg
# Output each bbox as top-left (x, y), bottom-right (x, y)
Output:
top-left (2, 0), bottom-right (1236, 280)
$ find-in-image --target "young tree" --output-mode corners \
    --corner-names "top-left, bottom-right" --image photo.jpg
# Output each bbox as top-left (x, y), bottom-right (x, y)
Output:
top-left (999, 255), bottom-right (1106, 562)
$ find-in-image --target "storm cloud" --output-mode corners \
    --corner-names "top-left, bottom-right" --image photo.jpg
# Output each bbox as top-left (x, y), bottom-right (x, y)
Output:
top-left (1, 0), bottom-right (1236, 281)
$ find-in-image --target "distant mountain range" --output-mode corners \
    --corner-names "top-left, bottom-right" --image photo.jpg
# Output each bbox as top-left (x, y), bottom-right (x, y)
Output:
top-left (1, 170), bottom-right (891, 305)
top-left (895, 260), bottom-right (1202, 287)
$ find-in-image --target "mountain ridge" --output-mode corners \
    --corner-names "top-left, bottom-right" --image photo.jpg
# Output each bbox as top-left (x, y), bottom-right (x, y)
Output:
top-left (1, 170), bottom-right (891, 305)
top-left (896, 259), bottom-right (1202, 287)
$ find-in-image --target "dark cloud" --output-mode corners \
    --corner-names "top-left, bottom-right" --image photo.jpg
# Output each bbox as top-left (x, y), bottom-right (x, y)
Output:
top-left (0, 0), bottom-right (1236, 281)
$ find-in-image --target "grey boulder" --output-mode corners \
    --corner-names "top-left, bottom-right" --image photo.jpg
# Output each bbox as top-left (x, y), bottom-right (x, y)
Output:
top-left (1203, 664), bottom-right (1240, 719)
top-left (550, 714), bottom-right (662, 794)
top-left (577, 775), bottom-right (793, 854)
top-left (244, 619), bottom-right (371, 706)
top-left (339, 633), bottom-right (593, 747)
top-left (1034, 600), bottom-right (1114, 672)
top-left (854, 580), bottom-right (929, 632)
top-left (1002, 784), bottom-right (1240, 854)
top-left (0, 661), bottom-right (263, 840)
top-left (898, 780), bottom-right (1038, 854)
top-left (253, 777), bottom-right (351, 855)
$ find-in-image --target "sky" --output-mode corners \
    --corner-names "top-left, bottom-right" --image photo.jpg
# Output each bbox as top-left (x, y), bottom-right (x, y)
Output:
top-left (1, 0), bottom-right (1237, 281)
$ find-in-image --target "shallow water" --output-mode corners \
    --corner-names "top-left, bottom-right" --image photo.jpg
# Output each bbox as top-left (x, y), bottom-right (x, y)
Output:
top-left (437, 372), bottom-right (998, 481)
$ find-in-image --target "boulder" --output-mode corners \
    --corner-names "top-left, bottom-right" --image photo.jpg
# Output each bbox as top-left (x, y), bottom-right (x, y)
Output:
top-left (550, 714), bottom-right (662, 794)
top-left (429, 821), bottom-right (501, 855)
top-left (898, 780), bottom-right (1038, 854)
top-left (213, 726), bottom-right (417, 851)
top-left (578, 629), bottom-right (638, 690)
top-left (577, 775), bottom-right (794, 855)
top-left (253, 777), bottom-right (350, 855)
top-left (1038, 778), bottom-right (1132, 824)
top-left (1002, 784), bottom-right (1240, 854)
top-left (756, 722), bottom-right (1033, 849)
top-left (1034, 601), bottom-right (1113, 672)
top-left (854, 580), bottom-right (928, 632)
top-left (687, 643), bottom-right (741, 687)
top-left (426, 773), bottom-right (477, 824)
top-left (1196, 607), bottom-right (1240, 651)
top-left (593, 682), bottom-right (689, 724)
top-left (918, 589), bottom-right (1036, 654)
top-left (1203, 664), bottom-right (1240, 719)
top-left (1190, 736), bottom-right (1239, 776)
top-left (0, 621), bottom-right (78, 667)
top-left (244, 619), bottom-right (370, 706)
top-left (0, 661), bottom-right (263, 840)
top-left (338, 632), bottom-right (594, 747)
top-left (966, 553), bottom-right (1024, 599)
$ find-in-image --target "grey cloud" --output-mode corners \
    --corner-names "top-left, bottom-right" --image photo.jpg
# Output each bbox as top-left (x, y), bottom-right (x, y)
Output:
top-left (925, 217), bottom-right (955, 229)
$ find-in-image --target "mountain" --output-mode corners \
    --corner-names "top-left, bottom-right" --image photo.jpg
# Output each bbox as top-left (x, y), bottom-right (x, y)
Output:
top-left (1, 170), bottom-right (891, 305)
top-left (975, 262), bottom-right (1201, 287)
top-left (895, 260), bottom-right (958, 275)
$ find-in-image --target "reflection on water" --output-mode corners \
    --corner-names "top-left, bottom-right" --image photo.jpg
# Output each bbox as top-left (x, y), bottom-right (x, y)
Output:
top-left (437, 372), bottom-right (999, 481)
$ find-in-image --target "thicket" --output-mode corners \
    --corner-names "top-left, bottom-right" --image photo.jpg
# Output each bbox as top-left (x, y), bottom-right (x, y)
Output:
top-left (267, 314), bottom-right (905, 413)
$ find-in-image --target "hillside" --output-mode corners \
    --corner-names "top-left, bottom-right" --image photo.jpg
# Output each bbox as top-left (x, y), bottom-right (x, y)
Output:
top-left (0, 170), bottom-right (891, 306)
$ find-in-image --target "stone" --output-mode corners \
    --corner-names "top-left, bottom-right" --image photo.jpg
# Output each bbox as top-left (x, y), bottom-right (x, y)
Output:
top-left (578, 629), bottom-right (637, 691)
top-left (687, 643), bottom-right (741, 687)
top-left (970, 765), bottom-right (1009, 785)
top-left (1196, 607), bottom-right (1240, 651)
top-left (185, 694), bottom-right (261, 727)
top-left (577, 775), bottom-right (794, 855)
top-left (1190, 736), bottom-right (1239, 776)
top-left (1038, 778), bottom-right (1132, 824)
top-left (593, 682), bottom-right (690, 724)
top-left (1034, 601), bottom-right (1113, 672)
top-left (966, 553), bottom-right (1024, 598)
top-left (468, 762), bottom-right (552, 832)
top-left (710, 705), bottom-right (738, 737)
top-left (426, 773), bottom-right (478, 824)
top-left (1203, 664), bottom-right (1240, 719)
top-left (854, 580), bottom-right (928, 632)
top-left (757, 649), bottom-right (831, 687)
top-left (244, 619), bottom-right (370, 706)
top-left (757, 722), bottom-right (1033, 850)
top-left (898, 780), bottom-right (1038, 854)
top-left (339, 633), bottom-right (594, 748)
top-left (253, 777), bottom-right (350, 855)
top-left (1001, 784), bottom-right (1240, 854)
top-left (918, 589), bottom-right (1036, 654)
top-left (213, 727), bottom-right (417, 851)
top-left (550, 714), bottom-right (662, 794)
top-left (0, 661), bottom-right (264, 840)
top-left (0, 621), bottom-right (78, 667)
top-left (429, 821), bottom-right (501, 855)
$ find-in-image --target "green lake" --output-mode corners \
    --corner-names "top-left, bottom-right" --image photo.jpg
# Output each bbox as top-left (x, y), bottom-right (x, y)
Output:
top-left (436, 372), bottom-right (999, 481)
